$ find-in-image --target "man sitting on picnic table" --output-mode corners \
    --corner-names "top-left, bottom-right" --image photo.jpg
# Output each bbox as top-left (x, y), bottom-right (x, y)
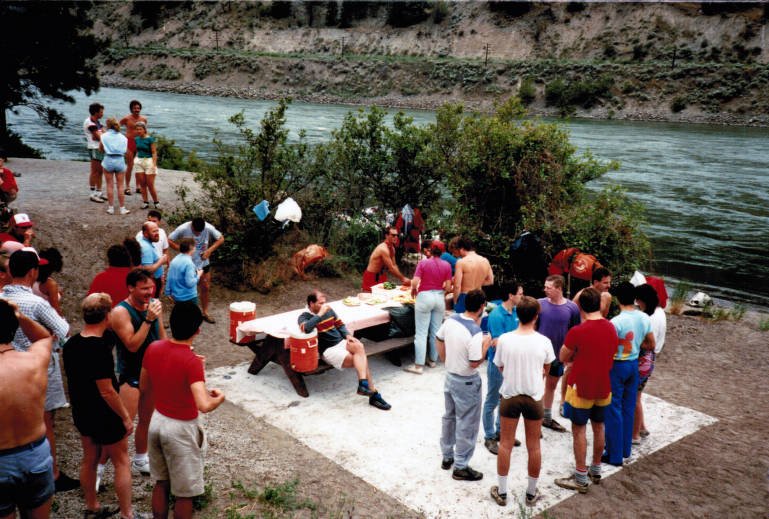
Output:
top-left (298, 290), bottom-right (391, 411)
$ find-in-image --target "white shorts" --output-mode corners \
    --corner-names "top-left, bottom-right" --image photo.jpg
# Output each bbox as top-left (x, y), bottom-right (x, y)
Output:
top-left (322, 340), bottom-right (350, 370)
top-left (134, 157), bottom-right (156, 175)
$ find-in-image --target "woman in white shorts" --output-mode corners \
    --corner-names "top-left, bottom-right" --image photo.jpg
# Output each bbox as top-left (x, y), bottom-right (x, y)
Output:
top-left (133, 122), bottom-right (159, 210)
top-left (99, 118), bottom-right (130, 215)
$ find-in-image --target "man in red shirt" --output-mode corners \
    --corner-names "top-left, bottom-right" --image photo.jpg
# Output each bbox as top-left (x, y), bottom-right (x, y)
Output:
top-left (0, 153), bottom-right (19, 205)
top-left (87, 245), bottom-right (133, 307)
top-left (0, 213), bottom-right (34, 246)
top-left (554, 288), bottom-right (618, 493)
top-left (139, 301), bottom-right (224, 519)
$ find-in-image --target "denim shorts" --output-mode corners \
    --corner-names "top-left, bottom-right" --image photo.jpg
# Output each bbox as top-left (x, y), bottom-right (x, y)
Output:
top-left (101, 155), bottom-right (126, 173)
top-left (0, 436), bottom-right (54, 516)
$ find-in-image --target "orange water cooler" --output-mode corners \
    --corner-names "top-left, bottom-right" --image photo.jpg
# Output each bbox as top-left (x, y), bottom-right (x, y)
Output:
top-left (229, 302), bottom-right (256, 344)
top-left (288, 330), bottom-right (319, 373)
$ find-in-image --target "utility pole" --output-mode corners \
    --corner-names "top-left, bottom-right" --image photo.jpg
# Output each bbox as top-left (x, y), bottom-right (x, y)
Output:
top-left (341, 36), bottom-right (346, 55)
top-left (214, 27), bottom-right (220, 50)
top-left (484, 43), bottom-right (490, 67)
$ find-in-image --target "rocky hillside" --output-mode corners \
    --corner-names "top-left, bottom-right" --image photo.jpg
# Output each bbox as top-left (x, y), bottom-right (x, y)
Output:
top-left (93, 1), bottom-right (769, 124)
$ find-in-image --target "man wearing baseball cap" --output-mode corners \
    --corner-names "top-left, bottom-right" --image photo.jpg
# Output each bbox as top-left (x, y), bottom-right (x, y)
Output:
top-left (0, 213), bottom-right (35, 247)
top-left (1, 248), bottom-right (78, 492)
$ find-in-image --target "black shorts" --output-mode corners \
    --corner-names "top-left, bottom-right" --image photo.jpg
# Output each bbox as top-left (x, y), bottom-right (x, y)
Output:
top-left (548, 358), bottom-right (564, 377)
top-left (202, 265), bottom-right (211, 274)
top-left (499, 394), bottom-right (544, 420)
top-left (76, 412), bottom-right (126, 446)
top-left (118, 373), bottom-right (139, 389)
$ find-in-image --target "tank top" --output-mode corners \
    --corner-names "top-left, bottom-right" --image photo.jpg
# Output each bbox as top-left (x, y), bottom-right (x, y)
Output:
top-left (115, 300), bottom-right (159, 380)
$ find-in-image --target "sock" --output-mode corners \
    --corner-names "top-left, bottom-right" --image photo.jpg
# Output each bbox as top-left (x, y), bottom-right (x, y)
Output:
top-left (526, 476), bottom-right (538, 496)
top-left (497, 475), bottom-right (508, 496)
top-left (575, 468), bottom-right (588, 485)
top-left (589, 463), bottom-right (602, 476)
top-left (134, 452), bottom-right (148, 463)
top-left (544, 408), bottom-right (552, 422)
top-left (358, 379), bottom-right (370, 391)
top-left (96, 463), bottom-right (105, 474)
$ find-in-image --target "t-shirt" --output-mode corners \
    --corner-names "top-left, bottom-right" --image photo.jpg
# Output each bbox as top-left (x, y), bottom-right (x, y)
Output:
top-left (486, 304), bottom-right (519, 361)
top-left (537, 298), bottom-right (580, 356)
top-left (101, 129), bottom-right (127, 155)
top-left (436, 314), bottom-right (483, 376)
top-left (413, 257), bottom-right (452, 292)
top-left (139, 235), bottom-right (162, 279)
top-left (142, 339), bottom-right (204, 421)
top-left (563, 319), bottom-right (618, 399)
top-left (135, 135), bottom-right (156, 159)
top-left (0, 167), bottom-right (18, 194)
top-left (63, 334), bottom-right (121, 435)
top-left (168, 221), bottom-right (223, 269)
top-left (494, 331), bottom-right (554, 400)
top-left (440, 252), bottom-right (457, 274)
top-left (650, 307), bottom-right (667, 354)
top-left (83, 116), bottom-right (102, 150)
top-left (611, 309), bottom-right (652, 361)
top-left (88, 267), bottom-right (131, 308)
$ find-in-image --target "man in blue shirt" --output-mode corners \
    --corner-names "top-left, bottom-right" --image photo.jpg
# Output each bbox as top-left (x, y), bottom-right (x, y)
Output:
top-left (138, 221), bottom-right (168, 297)
top-left (483, 282), bottom-right (524, 454)
top-left (165, 238), bottom-right (201, 304)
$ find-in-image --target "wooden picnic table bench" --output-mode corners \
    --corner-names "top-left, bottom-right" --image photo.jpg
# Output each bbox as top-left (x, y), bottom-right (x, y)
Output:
top-left (233, 300), bottom-right (413, 397)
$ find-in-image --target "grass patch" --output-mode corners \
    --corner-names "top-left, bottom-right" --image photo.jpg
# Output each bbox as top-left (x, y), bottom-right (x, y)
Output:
top-left (668, 280), bottom-right (691, 315)
top-left (759, 317), bottom-right (769, 332)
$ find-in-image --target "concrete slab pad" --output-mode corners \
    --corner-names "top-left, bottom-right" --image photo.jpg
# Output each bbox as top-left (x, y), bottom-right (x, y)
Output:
top-left (208, 356), bottom-right (716, 518)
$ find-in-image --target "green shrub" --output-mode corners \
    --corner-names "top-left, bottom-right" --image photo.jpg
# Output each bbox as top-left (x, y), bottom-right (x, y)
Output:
top-left (670, 96), bottom-right (688, 112)
top-left (545, 75), bottom-right (613, 115)
top-left (154, 134), bottom-right (204, 172)
top-left (0, 129), bottom-right (43, 158)
top-left (518, 77), bottom-right (536, 104)
top-left (144, 63), bottom-right (181, 80)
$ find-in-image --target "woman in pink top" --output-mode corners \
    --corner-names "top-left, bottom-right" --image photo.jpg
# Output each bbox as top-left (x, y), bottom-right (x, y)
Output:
top-left (405, 241), bottom-right (453, 374)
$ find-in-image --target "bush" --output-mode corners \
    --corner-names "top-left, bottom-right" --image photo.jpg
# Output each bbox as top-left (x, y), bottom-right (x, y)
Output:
top-left (670, 96), bottom-right (687, 113)
top-left (0, 129), bottom-right (43, 158)
top-left (154, 134), bottom-right (204, 172)
top-left (545, 75), bottom-right (614, 115)
top-left (518, 77), bottom-right (536, 104)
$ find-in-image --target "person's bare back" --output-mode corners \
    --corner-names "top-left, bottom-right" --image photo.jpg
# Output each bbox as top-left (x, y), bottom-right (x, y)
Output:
top-left (0, 338), bottom-right (51, 449)
top-left (454, 251), bottom-right (493, 297)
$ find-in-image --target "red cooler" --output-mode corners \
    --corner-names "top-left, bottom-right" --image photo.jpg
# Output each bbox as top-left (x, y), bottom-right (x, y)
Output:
top-left (289, 330), bottom-right (319, 373)
top-left (229, 302), bottom-right (256, 344)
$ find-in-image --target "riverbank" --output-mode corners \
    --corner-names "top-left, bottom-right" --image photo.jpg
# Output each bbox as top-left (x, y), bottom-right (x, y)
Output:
top-left (101, 68), bottom-right (769, 128)
top-left (6, 158), bottom-right (769, 516)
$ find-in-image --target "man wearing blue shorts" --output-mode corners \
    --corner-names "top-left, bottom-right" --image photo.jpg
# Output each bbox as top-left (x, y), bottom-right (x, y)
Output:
top-left (0, 299), bottom-right (56, 518)
top-left (555, 288), bottom-right (618, 493)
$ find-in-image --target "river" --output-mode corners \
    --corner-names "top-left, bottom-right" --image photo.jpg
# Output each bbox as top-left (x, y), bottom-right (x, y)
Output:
top-left (7, 87), bottom-right (769, 307)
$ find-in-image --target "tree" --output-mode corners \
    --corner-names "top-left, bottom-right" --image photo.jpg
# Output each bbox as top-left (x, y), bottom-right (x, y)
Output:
top-left (0, 2), bottom-right (103, 150)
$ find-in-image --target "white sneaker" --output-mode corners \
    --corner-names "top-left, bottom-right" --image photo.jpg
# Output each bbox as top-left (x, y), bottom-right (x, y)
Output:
top-left (90, 192), bottom-right (105, 203)
top-left (106, 206), bottom-right (114, 214)
top-left (119, 207), bottom-right (130, 215)
top-left (403, 364), bottom-right (424, 375)
top-left (131, 457), bottom-right (150, 475)
top-left (98, 192), bottom-right (108, 202)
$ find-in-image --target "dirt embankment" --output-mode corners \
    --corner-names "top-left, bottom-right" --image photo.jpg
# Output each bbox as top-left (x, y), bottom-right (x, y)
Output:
top-left (92, 2), bottom-right (769, 126)
top-left (7, 157), bottom-right (769, 517)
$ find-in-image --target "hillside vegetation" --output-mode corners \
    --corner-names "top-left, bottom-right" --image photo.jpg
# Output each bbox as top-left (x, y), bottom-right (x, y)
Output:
top-left (93, 1), bottom-right (769, 124)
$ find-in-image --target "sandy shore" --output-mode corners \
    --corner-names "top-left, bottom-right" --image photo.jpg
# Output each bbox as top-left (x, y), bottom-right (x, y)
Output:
top-left (5, 157), bottom-right (769, 517)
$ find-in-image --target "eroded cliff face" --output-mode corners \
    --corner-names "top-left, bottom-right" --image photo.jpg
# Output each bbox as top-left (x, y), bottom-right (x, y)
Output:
top-left (93, 2), bottom-right (769, 124)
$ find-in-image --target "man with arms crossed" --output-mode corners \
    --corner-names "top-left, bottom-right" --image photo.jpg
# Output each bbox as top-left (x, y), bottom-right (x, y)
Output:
top-left (490, 296), bottom-right (554, 508)
top-left (64, 293), bottom-right (136, 519)
top-left (120, 100), bottom-right (147, 195)
top-left (111, 269), bottom-right (166, 478)
top-left (452, 236), bottom-right (493, 313)
top-left (361, 226), bottom-right (410, 292)
top-left (140, 302), bottom-right (225, 519)
top-left (0, 300), bottom-right (55, 519)
top-left (604, 281), bottom-right (655, 466)
top-left (537, 275), bottom-right (580, 432)
top-left (554, 288), bottom-right (618, 493)
top-left (436, 289), bottom-right (490, 481)
top-left (298, 290), bottom-right (391, 410)
top-left (483, 282), bottom-right (524, 454)
top-left (168, 217), bottom-right (224, 323)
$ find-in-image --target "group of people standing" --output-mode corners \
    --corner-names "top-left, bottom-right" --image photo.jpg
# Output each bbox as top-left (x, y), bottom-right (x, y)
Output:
top-left (84, 100), bottom-right (160, 214)
top-left (0, 206), bottom-right (227, 518)
top-left (367, 228), bottom-right (667, 506)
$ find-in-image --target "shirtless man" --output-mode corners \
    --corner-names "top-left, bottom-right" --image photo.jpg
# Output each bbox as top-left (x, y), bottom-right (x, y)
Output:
top-left (120, 100), bottom-right (147, 195)
top-left (0, 299), bottom-right (55, 519)
top-left (572, 267), bottom-right (612, 319)
top-left (452, 236), bottom-right (493, 314)
top-left (361, 226), bottom-right (410, 292)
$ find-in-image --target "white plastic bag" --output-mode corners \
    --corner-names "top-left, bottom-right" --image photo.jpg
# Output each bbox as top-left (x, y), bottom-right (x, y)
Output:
top-left (274, 197), bottom-right (302, 223)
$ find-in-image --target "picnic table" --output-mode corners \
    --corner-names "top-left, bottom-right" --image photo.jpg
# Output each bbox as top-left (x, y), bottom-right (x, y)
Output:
top-left (234, 300), bottom-right (414, 397)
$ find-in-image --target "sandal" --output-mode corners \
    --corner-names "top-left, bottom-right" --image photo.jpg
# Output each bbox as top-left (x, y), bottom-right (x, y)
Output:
top-left (83, 504), bottom-right (119, 518)
top-left (124, 188), bottom-right (132, 195)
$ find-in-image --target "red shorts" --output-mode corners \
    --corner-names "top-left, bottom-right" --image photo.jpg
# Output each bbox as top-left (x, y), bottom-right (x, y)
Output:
top-left (127, 139), bottom-right (137, 154)
top-left (361, 271), bottom-right (386, 293)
